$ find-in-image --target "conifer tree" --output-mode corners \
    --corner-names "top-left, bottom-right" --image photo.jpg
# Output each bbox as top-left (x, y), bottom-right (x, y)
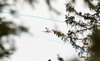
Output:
top-left (53, 0), bottom-right (100, 61)
top-left (0, 0), bottom-right (28, 59)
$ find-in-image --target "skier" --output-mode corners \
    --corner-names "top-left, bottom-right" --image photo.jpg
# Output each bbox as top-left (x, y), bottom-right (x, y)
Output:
top-left (43, 27), bottom-right (52, 33)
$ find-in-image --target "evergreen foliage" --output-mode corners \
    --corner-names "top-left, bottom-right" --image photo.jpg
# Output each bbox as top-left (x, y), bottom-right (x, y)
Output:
top-left (53, 0), bottom-right (100, 61)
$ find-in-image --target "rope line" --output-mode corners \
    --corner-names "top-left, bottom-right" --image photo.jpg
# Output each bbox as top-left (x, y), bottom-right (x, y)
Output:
top-left (0, 11), bottom-right (65, 23)
top-left (80, 47), bottom-right (91, 54)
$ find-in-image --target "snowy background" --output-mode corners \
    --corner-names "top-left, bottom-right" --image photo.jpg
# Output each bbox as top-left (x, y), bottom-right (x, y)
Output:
top-left (1, 0), bottom-right (86, 61)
